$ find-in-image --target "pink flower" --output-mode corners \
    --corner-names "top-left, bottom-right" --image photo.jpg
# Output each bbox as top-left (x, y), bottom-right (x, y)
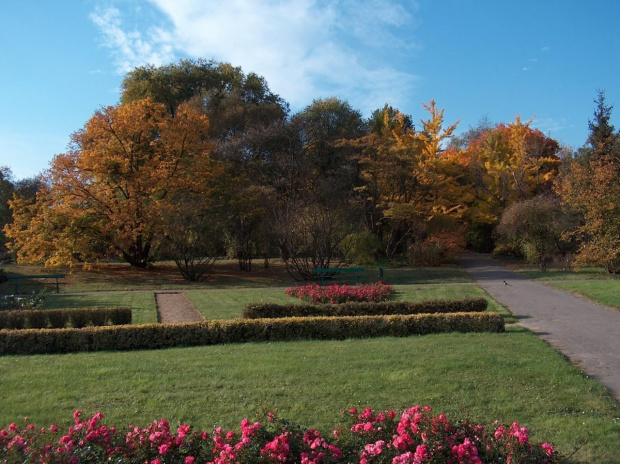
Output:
top-left (541, 442), bottom-right (554, 456)
top-left (184, 456), bottom-right (195, 464)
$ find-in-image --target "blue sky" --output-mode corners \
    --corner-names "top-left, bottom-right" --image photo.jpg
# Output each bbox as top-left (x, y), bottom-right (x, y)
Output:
top-left (1, 0), bottom-right (619, 180)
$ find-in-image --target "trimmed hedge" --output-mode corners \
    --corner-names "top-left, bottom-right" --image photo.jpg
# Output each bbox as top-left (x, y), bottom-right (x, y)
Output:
top-left (0, 312), bottom-right (504, 355)
top-left (243, 297), bottom-right (488, 319)
top-left (0, 307), bottom-right (132, 330)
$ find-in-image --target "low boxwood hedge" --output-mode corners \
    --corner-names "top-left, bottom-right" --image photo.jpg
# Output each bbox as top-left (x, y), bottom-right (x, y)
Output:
top-left (0, 312), bottom-right (504, 355)
top-left (0, 307), bottom-right (132, 330)
top-left (243, 297), bottom-right (488, 319)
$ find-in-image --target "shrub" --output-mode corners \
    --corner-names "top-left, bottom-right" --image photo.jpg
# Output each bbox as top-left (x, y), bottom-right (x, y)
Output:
top-left (0, 289), bottom-right (49, 311)
top-left (0, 407), bottom-right (565, 463)
top-left (244, 297), bottom-right (488, 319)
top-left (0, 307), bottom-right (132, 330)
top-left (0, 312), bottom-right (503, 355)
top-left (286, 282), bottom-right (394, 304)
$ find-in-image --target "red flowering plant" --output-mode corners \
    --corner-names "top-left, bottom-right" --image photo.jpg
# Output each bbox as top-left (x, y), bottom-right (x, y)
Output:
top-left (0, 406), bottom-right (567, 463)
top-left (335, 405), bottom-right (559, 464)
top-left (286, 282), bottom-right (394, 305)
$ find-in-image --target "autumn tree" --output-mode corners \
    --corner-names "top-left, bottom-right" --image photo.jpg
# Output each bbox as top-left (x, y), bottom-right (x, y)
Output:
top-left (6, 99), bottom-right (215, 268)
top-left (557, 91), bottom-right (620, 272)
top-left (450, 118), bottom-right (562, 251)
top-left (352, 101), bottom-right (461, 260)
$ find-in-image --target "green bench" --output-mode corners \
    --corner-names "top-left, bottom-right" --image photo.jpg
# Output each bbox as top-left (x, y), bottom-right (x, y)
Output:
top-left (313, 267), bottom-right (365, 285)
top-left (5, 274), bottom-right (66, 294)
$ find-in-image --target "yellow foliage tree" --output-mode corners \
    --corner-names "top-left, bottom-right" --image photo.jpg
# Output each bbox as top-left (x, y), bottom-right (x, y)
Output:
top-left (354, 101), bottom-right (461, 258)
top-left (457, 117), bottom-right (561, 225)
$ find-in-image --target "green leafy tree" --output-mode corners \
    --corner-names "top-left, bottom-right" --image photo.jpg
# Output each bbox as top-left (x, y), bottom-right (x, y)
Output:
top-left (0, 166), bottom-right (15, 249)
top-left (497, 195), bottom-right (577, 270)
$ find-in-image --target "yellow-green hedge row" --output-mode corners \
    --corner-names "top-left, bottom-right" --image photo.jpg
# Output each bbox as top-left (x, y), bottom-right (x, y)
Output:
top-left (0, 307), bottom-right (132, 330)
top-left (0, 312), bottom-right (504, 355)
top-left (243, 298), bottom-right (488, 319)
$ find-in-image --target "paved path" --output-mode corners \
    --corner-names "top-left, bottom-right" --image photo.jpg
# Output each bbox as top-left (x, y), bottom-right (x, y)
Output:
top-left (460, 253), bottom-right (620, 400)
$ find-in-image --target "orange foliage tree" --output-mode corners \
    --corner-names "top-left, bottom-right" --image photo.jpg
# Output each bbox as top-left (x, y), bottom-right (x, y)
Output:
top-left (6, 99), bottom-right (216, 268)
top-left (456, 118), bottom-right (562, 225)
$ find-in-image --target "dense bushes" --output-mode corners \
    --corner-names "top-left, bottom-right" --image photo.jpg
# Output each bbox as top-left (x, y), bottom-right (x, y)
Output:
top-left (0, 406), bottom-right (563, 463)
top-left (0, 312), bottom-right (504, 355)
top-left (0, 307), bottom-right (132, 329)
top-left (244, 297), bottom-right (488, 319)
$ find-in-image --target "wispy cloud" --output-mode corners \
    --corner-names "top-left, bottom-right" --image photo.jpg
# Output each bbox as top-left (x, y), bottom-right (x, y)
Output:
top-left (532, 116), bottom-right (572, 136)
top-left (90, 6), bottom-right (176, 74)
top-left (90, 0), bottom-right (420, 114)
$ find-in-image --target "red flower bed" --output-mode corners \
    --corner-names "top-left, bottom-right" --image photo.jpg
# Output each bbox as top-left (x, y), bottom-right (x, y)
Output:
top-left (286, 282), bottom-right (394, 304)
top-left (0, 406), bottom-right (562, 463)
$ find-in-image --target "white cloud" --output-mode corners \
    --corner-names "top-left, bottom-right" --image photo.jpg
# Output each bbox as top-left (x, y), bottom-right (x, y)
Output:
top-left (90, 0), bottom-right (420, 114)
top-left (90, 6), bottom-right (176, 74)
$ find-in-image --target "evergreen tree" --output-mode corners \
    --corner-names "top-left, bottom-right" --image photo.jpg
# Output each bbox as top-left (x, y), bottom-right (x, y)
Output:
top-left (587, 90), bottom-right (620, 164)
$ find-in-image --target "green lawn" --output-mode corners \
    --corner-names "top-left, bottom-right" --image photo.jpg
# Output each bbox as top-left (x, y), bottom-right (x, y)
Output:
top-left (549, 280), bottom-right (620, 311)
top-left (185, 283), bottom-right (512, 321)
top-left (43, 292), bottom-right (158, 324)
top-left (37, 282), bottom-right (508, 324)
top-left (0, 328), bottom-right (618, 462)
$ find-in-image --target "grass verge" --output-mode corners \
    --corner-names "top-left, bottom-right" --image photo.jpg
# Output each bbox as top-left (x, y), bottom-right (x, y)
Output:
top-left (0, 328), bottom-right (617, 462)
top-left (549, 280), bottom-right (620, 311)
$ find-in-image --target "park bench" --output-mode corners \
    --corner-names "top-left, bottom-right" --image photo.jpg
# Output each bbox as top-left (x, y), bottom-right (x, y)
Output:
top-left (5, 274), bottom-right (66, 294)
top-left (313, 267), bottom-right (365, 285)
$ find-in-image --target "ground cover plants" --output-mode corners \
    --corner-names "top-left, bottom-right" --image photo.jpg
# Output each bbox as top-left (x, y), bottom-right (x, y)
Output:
top-left (286, 282), bottom-right (394, 304)
top-left (1, 406), bottom-right (562, 463)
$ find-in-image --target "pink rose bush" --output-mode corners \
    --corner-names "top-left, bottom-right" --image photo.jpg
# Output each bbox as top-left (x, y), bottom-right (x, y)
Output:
top-left (0, 406), bottom-right (564, 463)
top-left (286, 282), bottom-right (394, 305)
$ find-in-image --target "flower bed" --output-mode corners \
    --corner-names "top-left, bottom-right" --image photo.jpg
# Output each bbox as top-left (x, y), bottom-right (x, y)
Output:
top-left (0, 406), bottom-right (562, 463)
top-left (286, 282), bottom-right (394, 304)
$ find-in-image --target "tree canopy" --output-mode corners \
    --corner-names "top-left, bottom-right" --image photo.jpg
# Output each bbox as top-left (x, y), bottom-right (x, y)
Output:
top-left (3, 58), bottom-right (617, 277)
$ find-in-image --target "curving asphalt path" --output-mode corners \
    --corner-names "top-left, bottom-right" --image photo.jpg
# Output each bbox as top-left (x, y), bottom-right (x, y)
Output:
top-left (460, 253), bottom-right (620, 401)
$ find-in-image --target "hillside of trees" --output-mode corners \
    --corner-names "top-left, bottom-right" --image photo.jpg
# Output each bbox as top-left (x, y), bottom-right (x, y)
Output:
top-left (2, 59), bottom-right (619, 280)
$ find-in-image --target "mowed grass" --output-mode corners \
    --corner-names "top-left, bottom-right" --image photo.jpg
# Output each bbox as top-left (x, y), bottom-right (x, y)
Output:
top-left (43, 292), bottom-right (158, 324)
top-left (185, 283), bottom-right (509, 321)
top-left (32, 282), bottom-right (507, 324)
top-left (0, 328), bottom-right (618, 462)
top-left (549, 280), bottom-right (620, 311)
